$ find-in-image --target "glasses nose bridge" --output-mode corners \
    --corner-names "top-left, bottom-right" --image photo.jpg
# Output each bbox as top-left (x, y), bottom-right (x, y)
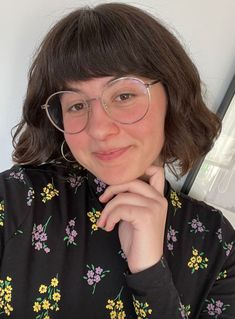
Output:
top-left (87, 95), bottom-right (108, 113)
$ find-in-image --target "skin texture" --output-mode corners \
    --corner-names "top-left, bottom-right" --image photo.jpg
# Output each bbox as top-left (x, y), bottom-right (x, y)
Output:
top-left (65, 76), bottom-right (168, 273)
top-left (65, 76), bottom-right (167, 185)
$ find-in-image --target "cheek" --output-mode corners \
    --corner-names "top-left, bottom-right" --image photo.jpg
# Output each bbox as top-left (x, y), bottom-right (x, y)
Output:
top-left (64, 134), bottom-right (87, 157)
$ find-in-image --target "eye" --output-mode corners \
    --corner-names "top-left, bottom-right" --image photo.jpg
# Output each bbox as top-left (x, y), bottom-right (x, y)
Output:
top-left (115, 93), bottom-right (134, 102)
top-left (68, 102), bottom-right (87, 112)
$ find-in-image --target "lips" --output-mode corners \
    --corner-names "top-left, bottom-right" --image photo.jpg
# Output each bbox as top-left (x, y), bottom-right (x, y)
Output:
top-left (93, 146), bottom-right (131, 161)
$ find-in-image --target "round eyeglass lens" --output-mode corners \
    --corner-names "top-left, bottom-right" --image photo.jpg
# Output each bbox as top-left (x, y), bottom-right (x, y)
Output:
top-left (102, 78), bottom-right (150, 124)
top-left (45, 91), bottom-right (89, 134)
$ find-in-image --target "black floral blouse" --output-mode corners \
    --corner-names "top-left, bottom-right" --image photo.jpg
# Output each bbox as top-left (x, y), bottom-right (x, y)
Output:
top-left (0, 162), bottom-right (234, 318)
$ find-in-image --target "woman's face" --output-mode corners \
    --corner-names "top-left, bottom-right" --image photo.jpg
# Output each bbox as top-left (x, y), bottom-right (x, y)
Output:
top-left (64, 76), bottom-right (167, 185)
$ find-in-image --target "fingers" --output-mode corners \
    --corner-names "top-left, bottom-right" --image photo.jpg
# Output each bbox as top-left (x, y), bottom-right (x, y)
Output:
top-left (99, 179), bottom-right (158, 203)
top-left (97, 192), bottom-right (157, 230)
top-left (97, 165), bottom-right (166, 232)
top-left (97, 202), bottom-right (153, 231)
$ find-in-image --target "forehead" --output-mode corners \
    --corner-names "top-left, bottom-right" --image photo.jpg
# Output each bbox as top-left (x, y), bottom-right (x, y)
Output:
top-left (64, 75), bottom-right (151, 92)
top-left (65, 76), bottom-right (116, 91)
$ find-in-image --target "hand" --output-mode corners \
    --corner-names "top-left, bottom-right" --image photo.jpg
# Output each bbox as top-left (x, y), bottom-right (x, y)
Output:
top-left (97, 166), bottom-right (168, 274)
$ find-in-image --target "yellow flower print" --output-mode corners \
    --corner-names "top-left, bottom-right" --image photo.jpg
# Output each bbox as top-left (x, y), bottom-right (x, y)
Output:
top-left (4, 286), bottom-right (12, 294)
top-left (187, 247), bottom-right (208, 274)
top-left (42, 299), bottom-right (50, 310)
top-left (116, 300), bottom-right (124, 311)
top-left (179, 303), bottom-right (191, 317)
top-left (194, 263), bottom-right (199, 270)
top-left (0, 200), bottom-right (4, 227)
top-left (90, 217), bottom-right (96, 223)
top-left (0, 201), bottom-right (4, 211)
top-left (192, 249), bottom-right (198, 256)
top-left (92, 224), bottom-right (98, 231)
top-left (110, 310), bottom-right (117, 319)
top-left (33, 274), bottom-right (61, 318)
top-left (39, 285), bottom-right (48, 294)
top-left (190, 257), bottom-right (196, 263)
top-left (106, 287), bottom-right (126, 319)
top-left (0, 276), bottom-right (14, 316)
top-left (51, 277), bottom-right (58, 287)
top-left (52, 292), bottom-right (61, 302)
top-left (4, 303), bottom-right (13, 316)
top-left (41, 182), bottom-right (59, 203)
top-left (106, 299), bottom-right (115, 310)
top-left (197, 256), bottom-right (202, 263)
top-left (133, 296), bottom-right (153, 318)
top-left (33, 302), bottom-right (41, 312)
top-left (170, 190), bottom-right (182, 214)
top-left (87, 208), bottom-right (101, 234)
top-left (4, 294), bottom-right (11, 302)
top-left (217, 270), bottom-right (227, 280)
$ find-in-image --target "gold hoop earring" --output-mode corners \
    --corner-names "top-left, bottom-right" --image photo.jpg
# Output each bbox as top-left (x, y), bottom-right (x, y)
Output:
top-left (60, 140), bottom-right (76, 163)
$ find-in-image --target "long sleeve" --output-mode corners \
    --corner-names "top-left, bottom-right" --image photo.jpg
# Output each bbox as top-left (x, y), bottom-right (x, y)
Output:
top-left (126, 257), bottom-right (184, 318)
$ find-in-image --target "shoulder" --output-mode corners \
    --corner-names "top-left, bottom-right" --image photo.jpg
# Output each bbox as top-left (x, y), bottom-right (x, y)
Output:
top-left (0, 162), bottom-right (88, 240)
top-left (166, 183), bottom-right (235, 262)
top-left (168, 185), bottom-right (234, 235)
top-left (0, 161), bottom-right (87, 188)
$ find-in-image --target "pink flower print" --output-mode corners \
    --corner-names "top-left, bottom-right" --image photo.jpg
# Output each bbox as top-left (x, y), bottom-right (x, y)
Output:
top-left (87, 278), bottom-right (94, 286)
top-left (166, 226), bottom-right (178, 255)
top-left (67, 174), bottom-right (85, 193)
top-left (87, 270), bottom-right (94, 278)
top-left (40, 233), bottom-right (47, 242)
top-left (215, 307), bottom-right (222, 315)
top-left (68, 236), bottom-right (74, 244)
top-left (34, 232), bottom-right (40, 241)
top-left (94, 178), bottom-right (106, 193)
top-left (188, 215), bottom-right (209, 235)
top-left (204, 299), bottom-right (230, 317)
top-left (27, 187), bottom-right (35, 206)
top-left (65, 226), bottom-right (70, 236)
top-left (216, 301), bottom-right (223, 308)
top-left (94, 275), bottom-right (101, 283)
top-left (37, 224), bottom-right (43, 232)
top-left (83, 264), bottom-right (110, 294)
top-left (35, 241), bottom-right (43, 250)
top-left (9, 169), bottom-right (26, 184)
top-left (223, 242), bottom-right (233, 256)
top-left (95, 267), bottom-right (103, 275)
top-left (32, 216), bottom-right (51, 253)
top-left (71, 230), bottom-right (77, 237)
top-left (69, 220), bottom-right (75, 227)
top-left (167, 243), bottom-right (174, 251)
top-left (64, 218), bottom-right (78, 246)
top-left (44, 247), bottom-right (50, 254)
top-left (216, 228), bottom-right (223, 243)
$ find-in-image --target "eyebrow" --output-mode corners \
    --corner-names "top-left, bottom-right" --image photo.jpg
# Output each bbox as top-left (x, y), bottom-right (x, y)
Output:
top-left (63, 76), bottom-right (119, 92)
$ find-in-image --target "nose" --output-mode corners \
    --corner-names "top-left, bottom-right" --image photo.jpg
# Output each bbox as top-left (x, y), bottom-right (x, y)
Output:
top-left (86, 98), bottom-right (120, 140)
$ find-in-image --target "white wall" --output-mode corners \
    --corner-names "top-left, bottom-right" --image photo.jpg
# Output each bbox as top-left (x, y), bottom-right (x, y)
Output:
top-left (1, 0), bottom-right (235, 179)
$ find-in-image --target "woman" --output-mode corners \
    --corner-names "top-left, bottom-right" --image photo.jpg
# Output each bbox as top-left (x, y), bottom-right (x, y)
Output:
top-left (0, 3), bottom-right (234, 318)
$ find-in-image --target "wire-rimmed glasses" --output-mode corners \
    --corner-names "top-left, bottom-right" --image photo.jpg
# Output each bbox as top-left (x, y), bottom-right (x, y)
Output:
top-left (41, 77), bottom-right (159, 134)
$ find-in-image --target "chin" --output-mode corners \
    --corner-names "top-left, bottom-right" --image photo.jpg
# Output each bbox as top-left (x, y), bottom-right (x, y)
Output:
top-left (94, 167), bottom-right (145, 186)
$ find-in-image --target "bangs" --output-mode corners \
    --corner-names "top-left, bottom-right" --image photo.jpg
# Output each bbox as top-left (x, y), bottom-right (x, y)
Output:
top-left (43, 6), bottom-right (159, 90)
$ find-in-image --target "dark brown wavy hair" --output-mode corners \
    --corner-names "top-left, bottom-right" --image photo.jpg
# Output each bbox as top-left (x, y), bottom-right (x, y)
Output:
top-left (12, 2), bottom-right (221, 177)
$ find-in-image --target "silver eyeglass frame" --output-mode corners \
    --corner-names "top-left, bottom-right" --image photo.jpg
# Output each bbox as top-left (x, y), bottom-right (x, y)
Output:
top-left (41, 77), bottom-right (160, 134)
